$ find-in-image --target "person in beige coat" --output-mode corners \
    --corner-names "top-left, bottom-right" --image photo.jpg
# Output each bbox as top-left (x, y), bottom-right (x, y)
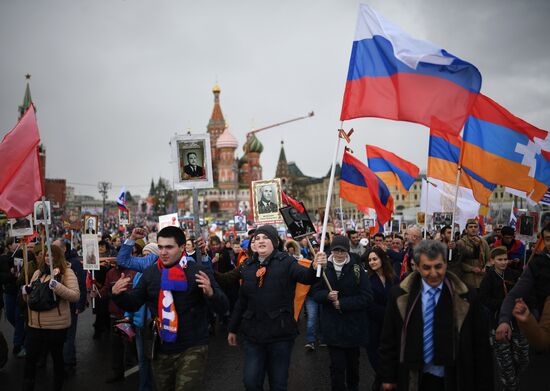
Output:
top-left (457, 219), bottom-right (491, 288)
top-left (22, 244), bottom-right (80, 391)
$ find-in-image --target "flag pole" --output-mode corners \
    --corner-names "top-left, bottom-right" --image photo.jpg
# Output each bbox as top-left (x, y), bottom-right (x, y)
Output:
top-left (448, 167), bottom-right (463, 260)
top-left (423, 180), bottom-right (429, 239)
top-left (339, 198), bottom-right (345, 233)
top-left (318, 128), bottom-right (344, 277)
top-left (41, 197), bottom-right (54, 278)
top-left (22, 238), bottom-right (32, 325)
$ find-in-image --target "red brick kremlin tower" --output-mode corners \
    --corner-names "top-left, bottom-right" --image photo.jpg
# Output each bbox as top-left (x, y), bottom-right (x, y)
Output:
top-left (207, 83), bottom-right (226, 184)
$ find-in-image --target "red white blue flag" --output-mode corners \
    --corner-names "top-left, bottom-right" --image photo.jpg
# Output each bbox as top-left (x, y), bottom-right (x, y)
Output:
top-left (116, 187), bottom-right (129, 212)
top-left (340, 4), bottom-right (482, 134)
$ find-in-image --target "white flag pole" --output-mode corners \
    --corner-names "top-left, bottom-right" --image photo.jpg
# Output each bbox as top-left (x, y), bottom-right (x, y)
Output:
top-left (339, 197), bottom-right (345, 232)
top-left (41, 197), bottom-right (54, 277)
top-left (318, 129), bottom-right (346, 277)
top-left (423, 180), bottom-right (429, 239)
top-left (448, 167), bottom-right (463, 260)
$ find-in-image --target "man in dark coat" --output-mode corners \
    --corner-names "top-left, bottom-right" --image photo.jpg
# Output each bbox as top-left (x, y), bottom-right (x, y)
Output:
top-left (183, 152), bottom-right (204, 178)
top-left (257, 185), bottom-right (278, 214)
top-left (379, 240), bottom-right (493, 391)
top-left (112, 226), bottom-right (228, 390)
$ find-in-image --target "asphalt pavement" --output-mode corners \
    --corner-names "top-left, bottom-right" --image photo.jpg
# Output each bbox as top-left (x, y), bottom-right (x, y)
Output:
top-left (1, 309), bottom-right (549, 390)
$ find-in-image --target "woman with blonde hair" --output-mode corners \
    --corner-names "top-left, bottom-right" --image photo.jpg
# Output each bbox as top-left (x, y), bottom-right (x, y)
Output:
top-left (22, 244), bottom-right (80, 391)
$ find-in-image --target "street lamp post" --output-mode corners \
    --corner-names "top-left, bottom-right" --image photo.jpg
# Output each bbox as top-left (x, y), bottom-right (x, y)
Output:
top-left (98, 181), bottom-right (112, 233)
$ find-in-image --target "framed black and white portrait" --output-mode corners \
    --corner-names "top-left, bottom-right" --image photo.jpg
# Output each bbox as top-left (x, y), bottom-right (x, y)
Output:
top-left (34, 201), bottom-right (51, 225)
top-left (518, 214), bottom-right (535, 237)
top-left (82, 234), bottom-right (100, 271)
top-left (172, 133), bottom-right (213, 190)
top-left (234, 215), bottom-right (247, 233)
top-left (83, 214), bottom-right (99, 235)
top-left (8, 215), bottom-right (34, 237)
top-left (280, 203), bottom-right (316, 239)
top-left (252, 178), bottom-right (282, 224)
top-left (119, 209), bottom-right (130, 226)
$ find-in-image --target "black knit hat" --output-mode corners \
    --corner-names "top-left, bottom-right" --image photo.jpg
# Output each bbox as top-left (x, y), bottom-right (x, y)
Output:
top-left (330, 235), bottom-right (350, 252)
top-left (254, 225), bottom-right (280, 250)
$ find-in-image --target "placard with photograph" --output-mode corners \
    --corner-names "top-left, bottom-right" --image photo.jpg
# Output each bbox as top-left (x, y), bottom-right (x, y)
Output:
top-left (8, 215), bottom-right (34, 237)
top-left (390, 216), bottom-right (402, 233)
top-left (252, 178), bottom-right (283, 224)
top-left (158, 213), bottom-right (179, 231)
top-left (416, 212), bottom-right (425, 225)
top-left (363, 218), bottom-right (375, 228)
top-left (280, 203), bottom-right (316, 239)
top-left (83, 214), bottom-right (99, 235)
top-left (34, 201), bottom-right (51, 225)
top-left (541, 211), bottom-right (550, 231)
top-left (171, 133), bottom-right (213, 190)
top-left (234, 215), bottom-right (247, 233)
top-left (82, 234), bottom-right (100, 271)
top-left (433, 212), bottom-right (453, 227)
top-left (518, 213), bottom-right (535, 237)
top-left (119, 209), bottom-right (130, 226)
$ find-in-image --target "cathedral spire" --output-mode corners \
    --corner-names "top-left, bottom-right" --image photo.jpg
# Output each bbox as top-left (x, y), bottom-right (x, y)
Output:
top-left (275, 140), bottom-right (290, 178)
top-left (18, 74), bottom-right (34, 119)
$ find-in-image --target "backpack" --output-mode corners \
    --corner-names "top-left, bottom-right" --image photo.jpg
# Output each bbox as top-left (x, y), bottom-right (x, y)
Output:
top-left (28, 272), bottom-right (59, 312)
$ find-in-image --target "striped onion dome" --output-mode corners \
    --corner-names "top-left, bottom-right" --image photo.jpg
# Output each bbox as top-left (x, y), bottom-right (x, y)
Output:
top-left (245, 133), bottom-right (264, 153)
top-left (216, 127), bottom-right (238, 149)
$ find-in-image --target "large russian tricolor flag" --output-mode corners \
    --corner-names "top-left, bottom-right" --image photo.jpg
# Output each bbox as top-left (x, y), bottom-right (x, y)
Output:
top-left (340, 150), bottom-right (393, 225)
top-left (340, 4), bottom-right (482, 134)
top-left (462, 94), bottom-right (550, 202)
top-left (366, 145), bottom-right (419, 195)
top-left (428, 128), bottom-right (496, 205)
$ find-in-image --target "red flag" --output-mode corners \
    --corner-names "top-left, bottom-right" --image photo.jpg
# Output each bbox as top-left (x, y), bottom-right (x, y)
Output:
top-left (281, 191), bottom-right (305, 213)
top-left (0, 104), bottom-right (43, 218)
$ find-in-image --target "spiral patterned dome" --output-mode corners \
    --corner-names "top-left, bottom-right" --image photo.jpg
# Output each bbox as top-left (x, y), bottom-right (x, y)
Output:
top-left (245, 133), bottom-right (263, 154)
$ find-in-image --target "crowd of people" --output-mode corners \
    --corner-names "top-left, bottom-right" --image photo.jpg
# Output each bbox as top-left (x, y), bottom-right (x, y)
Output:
top-left (0, 217), bottom-right (549, 391)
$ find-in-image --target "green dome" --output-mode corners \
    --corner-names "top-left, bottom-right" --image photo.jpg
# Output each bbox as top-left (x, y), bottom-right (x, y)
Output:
top-left (246, 134), bottom-right (264, 153)
top-left (238, 154), bottom-right (248, 167)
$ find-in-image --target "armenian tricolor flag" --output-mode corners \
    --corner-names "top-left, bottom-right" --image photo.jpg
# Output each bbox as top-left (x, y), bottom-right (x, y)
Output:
top-left (462, 94), bottom-right (550, 203)
top-left (428, 128), bottom-right (496, 205)
top-left (366, 145), bottom-right (419, 195)
top-left (340, 150), bottom-right (393, 225)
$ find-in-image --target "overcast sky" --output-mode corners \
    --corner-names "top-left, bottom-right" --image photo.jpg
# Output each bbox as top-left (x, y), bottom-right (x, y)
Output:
top-left (1, 0), bottom-right (549, 200)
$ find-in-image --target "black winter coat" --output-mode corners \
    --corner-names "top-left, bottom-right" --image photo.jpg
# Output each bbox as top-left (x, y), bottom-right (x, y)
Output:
top-left (228, 250), bottom-right (316, 344)
top-left (379, 271), bottom-right (493, 391)
top-left (113, 260), bottom-right (228, 354)
top-left (479, 268), bottom-right (520, 329)
top-left (367, 273), bottom-right (399, 350)
top-left (311, 260), bottom-right (372, 347)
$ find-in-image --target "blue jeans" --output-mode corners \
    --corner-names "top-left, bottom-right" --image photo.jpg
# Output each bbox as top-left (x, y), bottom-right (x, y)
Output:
top-left (63, 311), bottom-right (78, 367)
top-left (305, 297), bottom-right (322, 344)
top-left (243, 340), bottom-right (294, 391)
top-left (4, 293), bottom-right (25, 348)
top-left (135, 328), bottom-right (153, 391)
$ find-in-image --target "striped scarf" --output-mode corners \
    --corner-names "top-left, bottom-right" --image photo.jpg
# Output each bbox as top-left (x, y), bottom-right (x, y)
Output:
top-left (157, 255), bottom-right (188, 343)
